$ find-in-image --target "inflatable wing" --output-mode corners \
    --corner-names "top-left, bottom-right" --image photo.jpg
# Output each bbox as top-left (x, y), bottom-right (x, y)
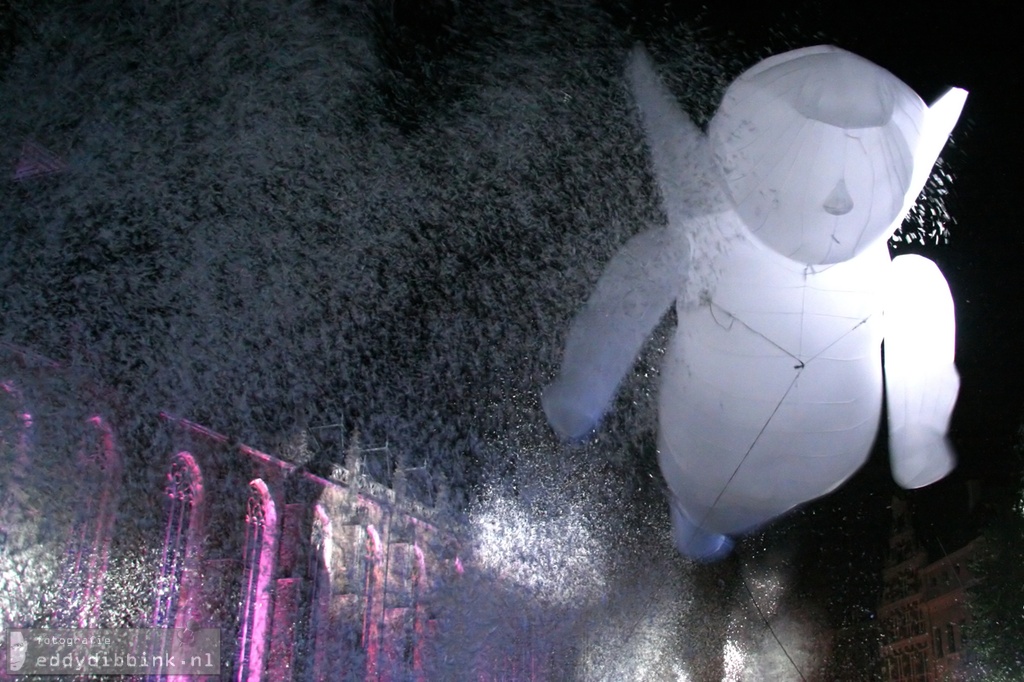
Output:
top-left (544, 45), bottom-right (966, 561)
top-left (541, 48), bottom-right (723, 440)
top-left (625, 47), bottom-right (729, 222)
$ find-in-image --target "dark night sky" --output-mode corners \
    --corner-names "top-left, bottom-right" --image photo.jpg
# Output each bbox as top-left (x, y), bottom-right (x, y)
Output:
top-left (2, 0), bottom-right (1017, 536)
top-left (0, 2), bottom-right (1018, 671)
top-left (2, 1), bottom-right (1016, 530)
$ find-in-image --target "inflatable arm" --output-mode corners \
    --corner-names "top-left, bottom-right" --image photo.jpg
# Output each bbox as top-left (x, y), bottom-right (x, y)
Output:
top-left (884, 254), bottom-right (959, 488)
top-left (542, 227), bottom-right (686, 440)
top-left (883, 86), bottom-right (966, 488)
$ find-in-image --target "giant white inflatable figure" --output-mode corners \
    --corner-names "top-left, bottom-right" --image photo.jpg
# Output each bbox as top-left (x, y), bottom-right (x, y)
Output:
top-left (543, 46), bottom-right (967, 560)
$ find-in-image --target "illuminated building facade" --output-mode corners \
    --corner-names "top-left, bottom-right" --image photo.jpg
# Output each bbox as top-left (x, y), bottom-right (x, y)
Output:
top-left (0, 346), bottom-right (124, 638)
top-left (878, 496), bottom-right (980, 682)
top-left (152, 413), bottom-right (465, 681)
top-left (0, 346), bottom-right (483, 680)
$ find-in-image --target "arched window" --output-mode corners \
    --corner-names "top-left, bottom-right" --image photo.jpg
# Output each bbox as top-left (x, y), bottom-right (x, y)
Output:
top-left (363, 524), bottom-right (384, 677)
top-left (328, 520), bottom-right (369, 677)
top-left (63, 416), bottom-right (122, 627)
top-left (307, 505), bottom-right (333, 680)
top-left (412, 543), bottom-right (428, 680)
top-left (153, 453), bottom-right (204, 628)
top-left (380, 537), bottom-right (427, 678)
top-left (236, 479), bottom-right (278, 682)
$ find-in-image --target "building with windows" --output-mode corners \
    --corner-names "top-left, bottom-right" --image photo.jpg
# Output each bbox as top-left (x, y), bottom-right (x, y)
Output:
top-left (147, 412), bottom-right (465, 681)
top-left (0, 345), bottom-right (558, 680)
top-left (0, 346), bottom-right (124, 638)
top-left (878, 496), bottom-right (980, 682)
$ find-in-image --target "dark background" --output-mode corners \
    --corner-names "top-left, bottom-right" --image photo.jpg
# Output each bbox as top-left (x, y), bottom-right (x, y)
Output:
top-left (0, 0), bottom-right (1019, 672)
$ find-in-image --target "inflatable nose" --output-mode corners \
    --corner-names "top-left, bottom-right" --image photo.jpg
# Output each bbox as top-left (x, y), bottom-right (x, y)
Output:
top-left (823, 178), bottom-right (854, 215)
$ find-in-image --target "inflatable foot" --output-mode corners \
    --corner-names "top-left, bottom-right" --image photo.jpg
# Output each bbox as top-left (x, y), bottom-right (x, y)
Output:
top-left (670, 497), bottom-right (734, 562)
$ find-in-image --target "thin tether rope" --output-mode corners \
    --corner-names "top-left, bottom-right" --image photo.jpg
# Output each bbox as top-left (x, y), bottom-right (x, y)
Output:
top-left (689, 292), bottom-right (874, 682)
top-left (740, 574), bottom-right (809, 682)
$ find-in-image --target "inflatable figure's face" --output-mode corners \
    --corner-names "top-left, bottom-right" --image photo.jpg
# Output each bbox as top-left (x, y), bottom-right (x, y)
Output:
top-left (710, 48), bottom-right (926, 265)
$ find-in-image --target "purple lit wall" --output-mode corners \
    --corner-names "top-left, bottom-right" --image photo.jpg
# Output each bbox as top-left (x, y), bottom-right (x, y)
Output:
top-left (1, 366), bottom-right (522, 680)
top-left (363, 524), bottom-right (384, 678)
top-left (236, 479), bottom-right (278, 682)
top-left (62, 416), bottom-right (122, 628)
top-left (154, 452), bottom-right (205, 629)
top-left (308, 504), bottom-right (333, 680)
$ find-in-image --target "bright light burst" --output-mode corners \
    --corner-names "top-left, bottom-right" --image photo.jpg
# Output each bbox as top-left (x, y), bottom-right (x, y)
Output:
top-left (0, 541), bottom-right (62, 636)
top-left (470, 492), bottom-right (606, 605)
top-left (577, 602), bottom-right (694, 681)
top-left (745, 569), bottom-right (784, 619)
top-left (722, 639), bottom-right (747, 681)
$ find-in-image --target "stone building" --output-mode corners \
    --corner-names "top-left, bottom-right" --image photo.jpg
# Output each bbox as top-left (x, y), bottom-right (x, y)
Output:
top-left (878, 496), bottom-right (980, 682)
top-left (0, 345), bottom-right (124, 638)
top-left (0, 345), bottom-right (557, 680)
top-left (150, 412), bottom-right (466, 680)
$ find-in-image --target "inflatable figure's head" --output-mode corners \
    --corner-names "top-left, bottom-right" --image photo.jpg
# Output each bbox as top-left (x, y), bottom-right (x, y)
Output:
top-left (710, 46), bottom-right (926, 265)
